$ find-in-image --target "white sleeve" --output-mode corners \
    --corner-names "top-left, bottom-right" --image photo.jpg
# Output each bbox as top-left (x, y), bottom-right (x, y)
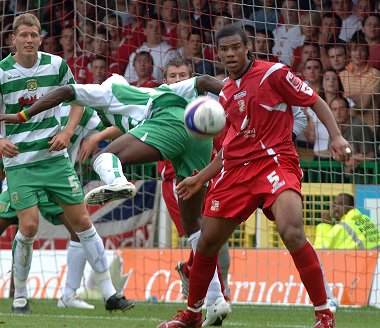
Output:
top-left (71, 84), bottom-right (113, 110)
top-left (292, 106), bottom-right (307, 137)
top-left (166, 77), bottom-right (198, 99)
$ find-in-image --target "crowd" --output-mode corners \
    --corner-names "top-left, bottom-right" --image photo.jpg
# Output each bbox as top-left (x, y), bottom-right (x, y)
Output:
top-left (0, 0), bottom-right (378, 180)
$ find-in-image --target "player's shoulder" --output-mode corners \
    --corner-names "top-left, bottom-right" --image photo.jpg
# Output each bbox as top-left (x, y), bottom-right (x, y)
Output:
top-left (39, 51), bottom-right (65, 63)
top-left (0, 53), bottom-right (15, 72)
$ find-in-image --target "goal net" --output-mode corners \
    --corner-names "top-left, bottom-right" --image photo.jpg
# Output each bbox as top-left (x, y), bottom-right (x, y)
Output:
top-left (0, 0), bottom-right (379, 308)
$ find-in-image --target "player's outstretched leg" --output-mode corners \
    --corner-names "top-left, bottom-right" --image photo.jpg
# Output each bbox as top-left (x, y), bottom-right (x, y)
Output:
top-left (85, 153), bottom-right (136, 206)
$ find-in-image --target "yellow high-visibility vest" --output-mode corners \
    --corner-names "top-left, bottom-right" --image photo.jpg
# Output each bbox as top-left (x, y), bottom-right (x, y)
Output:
top-left (314, 223), bottom-right (333, 249)
top-left (322, 209), bottom-right (380, 249)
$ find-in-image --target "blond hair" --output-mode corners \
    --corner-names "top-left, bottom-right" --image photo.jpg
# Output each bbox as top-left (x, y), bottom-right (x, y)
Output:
top-left (13, 13), bottom-right (41, 35)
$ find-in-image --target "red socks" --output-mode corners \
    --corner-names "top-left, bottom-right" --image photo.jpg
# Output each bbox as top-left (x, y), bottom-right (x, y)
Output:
top-left (290, 241), bottom-right (327, 307)
top-left (187, 252), bottom-right (218, 310)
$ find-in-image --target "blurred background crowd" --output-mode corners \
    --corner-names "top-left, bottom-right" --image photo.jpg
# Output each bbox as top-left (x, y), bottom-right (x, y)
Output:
top-left (0, 0), bottom-right (379, 182)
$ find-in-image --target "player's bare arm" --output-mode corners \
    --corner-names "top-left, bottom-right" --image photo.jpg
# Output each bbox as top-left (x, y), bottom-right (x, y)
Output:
top-left (0, 85), bottom-right (76, 124)
top-left (48, 105), bottom-right (85, 152)
top-left (195, 75), bottom-right (224, 95)
top-left (0, 138), bottom-right (19, 158)
top-left (177, 151), bottom-right (224, 200)
top-left (310, 96), bottom-right (352, 162)
top-left (78, 126), bottom-right (123, 162)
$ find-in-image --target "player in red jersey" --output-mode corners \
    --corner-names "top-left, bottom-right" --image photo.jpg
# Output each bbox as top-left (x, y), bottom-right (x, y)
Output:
top-left (158, 25), bottom-right (351, 328)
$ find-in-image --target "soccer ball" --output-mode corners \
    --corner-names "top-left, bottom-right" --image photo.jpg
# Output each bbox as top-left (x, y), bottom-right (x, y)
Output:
top-left (184, 96), bottom-right (226, 138)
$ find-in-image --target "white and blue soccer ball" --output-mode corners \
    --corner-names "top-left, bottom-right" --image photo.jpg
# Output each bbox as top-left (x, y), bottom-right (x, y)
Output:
top-left (184, 96), bottom-right (226, 138)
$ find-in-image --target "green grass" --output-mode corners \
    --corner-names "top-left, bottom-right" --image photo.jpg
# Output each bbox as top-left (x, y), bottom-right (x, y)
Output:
top-left (0, 299), bottom-right (379, 327)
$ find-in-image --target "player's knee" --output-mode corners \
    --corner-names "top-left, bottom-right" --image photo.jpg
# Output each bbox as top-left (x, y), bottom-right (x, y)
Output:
top-left (279, 224), bottom-right (306, 251)
top-left (19, 221), bottom-right (38, 237)
top-left (197, 234), bottom-right (221, 256)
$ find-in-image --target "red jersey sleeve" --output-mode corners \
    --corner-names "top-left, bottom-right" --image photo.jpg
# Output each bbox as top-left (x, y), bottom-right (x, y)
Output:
top-left (272, 67), bottom-right (318, 107)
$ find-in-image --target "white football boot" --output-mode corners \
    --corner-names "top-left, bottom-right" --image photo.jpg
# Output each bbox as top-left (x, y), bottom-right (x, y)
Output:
top-left (202, 296), bottom-right (230, 326)
top-left (58, 295), bottom-right (95, 309)
top-left (84, 182), bottom-right (136, 206)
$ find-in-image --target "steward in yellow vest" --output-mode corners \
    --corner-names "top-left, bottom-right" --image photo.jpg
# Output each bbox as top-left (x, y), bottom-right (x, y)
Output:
top-left (322, 208), bottom-right (380, 249)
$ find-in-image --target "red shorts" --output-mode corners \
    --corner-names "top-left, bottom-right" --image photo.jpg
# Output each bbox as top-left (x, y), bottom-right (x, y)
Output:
top-left (203, 156), bottom-right (302, 222)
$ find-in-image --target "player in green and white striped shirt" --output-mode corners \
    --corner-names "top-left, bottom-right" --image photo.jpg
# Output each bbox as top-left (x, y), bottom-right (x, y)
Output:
top-left (0, 13), bottom-right (132, 314)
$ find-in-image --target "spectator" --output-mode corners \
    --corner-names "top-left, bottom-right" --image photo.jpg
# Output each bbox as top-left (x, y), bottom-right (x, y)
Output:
top-left (291, 11), bottom-right (321, 75)
top-left (88, 56), bottom-right (110, 84)
top-left (187, 28), bottom-right (215, 76)
top-left (78, 21), bottom-right (96, 54)
top-left (130, 51), bottom-right (160, 87)
top-left (114, 0), bottom-right (129, 27)
top-left (339, 36), bottom-right (380, 129)
top-left (41, 33), bottom-right (62, 55)
top-left (272, 0), bottom-right (302, 66)
top-left (318, 13), bottom-right (343, 70)
top-left (211, 0), bottom-right (229, 16)
top-left (187, 0), bottom-right (213, 43)
top-left (93, 28), bottom-right (111, 59)
top-left (303, 58), bottom-right (324, 96)
top-left (327, 41), bottom-right (348, 72)
top-left (248, 0), bottom-right (280, 33)
top-left (74, 0), bottom-right (96, 32)
top-left (291, 42), bottom-right (321, 77)
top-left (250, 28), bottom-right (279, 63)
top-left (299, 58), bottom-right (325, 159)
top-left (320, 70), bottom-right (350, 107)
top-left (361, 13), bottom-right (380, 70)
top-left (312, 0), bottom-right (333, 12)
top-left (176, 16), bottom-right (193, 56)
top-left (204, 16), bottom-right (232, 74)
top-left (59, 25), bottom-right (91, 84)
top-left (330, 96), bottom-right (376, 174)
top-left (0, 23), bottom-right (14, 60)
top-left (124, 13), bottom-right (179, 83)
top-left (159, 0), bottom-right (180, 48)
top-left (321, 193), bottom-right (380, 249)
top-left (103, 13), bottom-right (133, 75)
top-left (123, 0), bottom-right (146, 49)
top-left (227, 0), bottom-right (250, 23)
top-left (333, 0), bottom-right (372, 42)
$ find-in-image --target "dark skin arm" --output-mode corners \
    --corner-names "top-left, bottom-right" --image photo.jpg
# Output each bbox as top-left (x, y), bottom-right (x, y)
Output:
top-left (0, 85), bottom-right (76, 124)
top-left (0, 76), bottom-right (225, 124)
top-left (195, 75), bottom-right (224, 95)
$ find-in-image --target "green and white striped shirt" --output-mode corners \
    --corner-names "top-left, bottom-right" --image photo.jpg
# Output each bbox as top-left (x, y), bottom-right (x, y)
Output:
top-left (0, 52), bottom-right (74, 169)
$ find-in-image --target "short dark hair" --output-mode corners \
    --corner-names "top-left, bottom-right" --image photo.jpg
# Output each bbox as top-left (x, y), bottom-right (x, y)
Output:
top-left (92, 55), bottom-right (108, 65)
top-left (363, 13), bottom-right (380, 27)
top-left (134, 51), bottom-right (154, 65)
top-left (216, 25), bottom-right (252, 59)
top-left (325, 40), bottom-right (347, 54)
top-left (329, 95), bottom-right (350, 109)
top-left (322, 12), bottom-right (342, 28)
top-left (216, 25), bottom-right (249, 48)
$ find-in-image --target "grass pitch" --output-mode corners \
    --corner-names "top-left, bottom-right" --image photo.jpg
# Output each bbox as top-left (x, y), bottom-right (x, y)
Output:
top-left (0, 299), bottom-right (379, 327)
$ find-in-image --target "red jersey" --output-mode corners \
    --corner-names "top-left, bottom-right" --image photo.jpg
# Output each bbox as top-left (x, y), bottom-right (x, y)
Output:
top-left (130, 78), bottom-right (160, 88)
top-left (219, 61), bottom-right (318, 169)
